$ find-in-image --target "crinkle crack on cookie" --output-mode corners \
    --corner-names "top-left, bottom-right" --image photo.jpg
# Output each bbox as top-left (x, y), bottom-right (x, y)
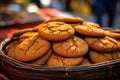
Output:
top-left (52, 36), bottom-right (89, 57)
top-left (38, 22), bottom-right (75, 41)
top-left (47, 54), bottom-right (83, 66)
top-left (14, 34), bottom-right (51, 62)
top-left (85, 36), bottom-right (119, 52)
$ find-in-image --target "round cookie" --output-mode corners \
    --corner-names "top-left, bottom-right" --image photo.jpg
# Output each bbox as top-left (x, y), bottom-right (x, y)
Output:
top-left (14, 34), bottom-right (51, 62)
top-left (89, 50), bottom-right (120, 63)
top-left (80, 58), bottom-right (92, 66)
top-left (82, 21), bottom-right (100, 28)
top-left (74, 24), bottom-right (106, 37)
top-left (85, 36), bottom-right (119, 52)
top-left (52, 36), bottom-right (89, 57)
top-left (38, 21), bottom-right (75, 41)
top-left (45, 17), bottom-right (84, 23)
top-left (13, 27), bottom-right (37, 36)
top-left (30, 48), bottom-right (52, 65)
top-left (47, 54), bottom-right (83, 66)
top-left (74, 24), bottom-right (120, 39)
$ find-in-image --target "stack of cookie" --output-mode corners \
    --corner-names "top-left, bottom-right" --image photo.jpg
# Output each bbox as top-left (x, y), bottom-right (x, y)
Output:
top-left (5, 17), bottom-right (120, 66)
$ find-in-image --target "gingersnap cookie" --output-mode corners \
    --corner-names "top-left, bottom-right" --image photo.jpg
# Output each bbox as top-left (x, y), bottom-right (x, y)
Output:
top-left (74, 24), bottom-right (106, 37)
top-left (45, 17), bottom-right (84, 23)
top-left (89, 50), bottom-right (120, 63)
top-left (82, 21), bottom-right (100, 28)
top-left (80, 58), bottom-right (92, 66)
top-left (30, 48), bottom-right (52, 65)
top-left (52, 36), bottom-right (89, 57)
top-left (38, 21), bottom-right (75, 41)
top-left (47, 54), bottom-right (83, 66)
top-left (14, 34), bottom-right (51, 62)
top-left (13, 27), bottom-right (37, 36)
top-left (85, 36), bottom-right (119, 52)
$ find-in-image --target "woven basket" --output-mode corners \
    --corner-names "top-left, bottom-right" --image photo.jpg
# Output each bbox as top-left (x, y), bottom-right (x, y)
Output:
top-left (0, 38), bottom-right (120, 80)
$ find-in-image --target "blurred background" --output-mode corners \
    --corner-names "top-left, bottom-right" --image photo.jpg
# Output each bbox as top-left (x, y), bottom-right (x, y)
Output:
top-left (0, 0), bottom-right (120, 42)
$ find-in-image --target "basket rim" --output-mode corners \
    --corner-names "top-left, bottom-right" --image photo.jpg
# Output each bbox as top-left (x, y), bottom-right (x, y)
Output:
top-left (1, 38), bottom-right (120, 71)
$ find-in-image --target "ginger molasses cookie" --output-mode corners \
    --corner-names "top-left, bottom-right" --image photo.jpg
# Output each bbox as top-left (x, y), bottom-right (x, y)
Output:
top-left (38, 21), bottom-right (75, 41)
top-left (47, 54), bottom-right (83, 66)
top-left (45, 17), bottom-right (84, 23)
top-left (13, 27), bottom-right (37, 36)
top-left (89, 50), bottom-right (120, 63)
top-left (80, 58), bottom-right (92, 66)
top-left (74, 24), bottom-right (106, 37)
top-left (30, 48), bottom-right (52, 65)
top-left (14, 34), bottom-right (51, 62)
top-left (74, 24), bottom-right (120, 39)
top-left (85, 36), bottom-right (119, 52)
top-left (82, 21), bottom-right (100, 28)
top-left (52, 36), bottom-right (89, 57)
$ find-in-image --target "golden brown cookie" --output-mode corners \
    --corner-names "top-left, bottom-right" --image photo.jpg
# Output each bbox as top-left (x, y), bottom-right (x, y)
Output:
top-left (74, 24), bottom-right (106, 37)
top-left (89, 50), bottom-right (120, 63)
top-left (38, 21), bottom-right (75, 41)
top-left (74, 24), bottom-right (120, 39)
top-left (14, 34), bottom-right (51, 62)
top-left (30, 48), bottom-right (52, 65)
top-left (47, 54), bottom-right (83, 66)
top-left (13, 27), bottom-right (37, 36)
top-left (52, 36), bottom-right (88, 57)
top-left (85, 36), bottom-right (119, 52)
top-left (45, 17), bottom-right (84, 23)
top-left (82, 21), bottom-right (100, 28)
top-left (80, 58), bottom-right (92, 66)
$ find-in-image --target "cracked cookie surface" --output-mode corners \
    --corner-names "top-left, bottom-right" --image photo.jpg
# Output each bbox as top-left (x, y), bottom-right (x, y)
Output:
top-left (38, 22), bottom-right (75, 41)
top-left (52, 36), bottom-right (88, 57)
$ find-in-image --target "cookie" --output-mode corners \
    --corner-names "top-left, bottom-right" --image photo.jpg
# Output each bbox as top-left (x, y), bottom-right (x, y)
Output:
top-left (80, 58), bottom-right (92, 66)
top-left (14, 34), bottom-right (51, 62)
top-left (13, 27), bottom-right (37, 36)
top-left (85, 36), bottom-right (119, 52)
top-left (82, 21), bottom-right (100, 28)
top-left (52, 36), bottom-right (88, 57)
top-left (47, 54), bottom-right (83, 66)
top-left (30, 48), bottom-right (52, 65)
top-left (89, 50), bottom-right (120, 63)
top-left (38, 21), bottom-right (75, 41)
top-left (45, 17), bottom-right (84, 23)
top-left (74, 24), bottom-right (106, 37)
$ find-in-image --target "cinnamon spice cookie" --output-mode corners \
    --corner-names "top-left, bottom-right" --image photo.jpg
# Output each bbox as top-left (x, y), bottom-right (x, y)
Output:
top-left (13, 27), bottom-right (37, 36)
top-left (74, 24), bottom-right (120, 39)
top-left (45, 17), bottom-right (84, 23)
top-left (38, 21), bottom-right (75, 41)
top-left (80, 58), bottom-right (92, 66)
top-left (14, 34), bottom-right (51, 62)
top-left (52, 36), bottom-right (88, 57)
top-left (85, 36), bottom-right (119, 52)
top-left (82, 21), bottom-right (100, 28)
top-left (74, 24), bottom-right (106, 37)
top-left (30, 48), bottom-right (52, 65)
top-left (89, 50), bottom-right (120, 63)
top-left (47, 54), bottom-right (83, 66)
